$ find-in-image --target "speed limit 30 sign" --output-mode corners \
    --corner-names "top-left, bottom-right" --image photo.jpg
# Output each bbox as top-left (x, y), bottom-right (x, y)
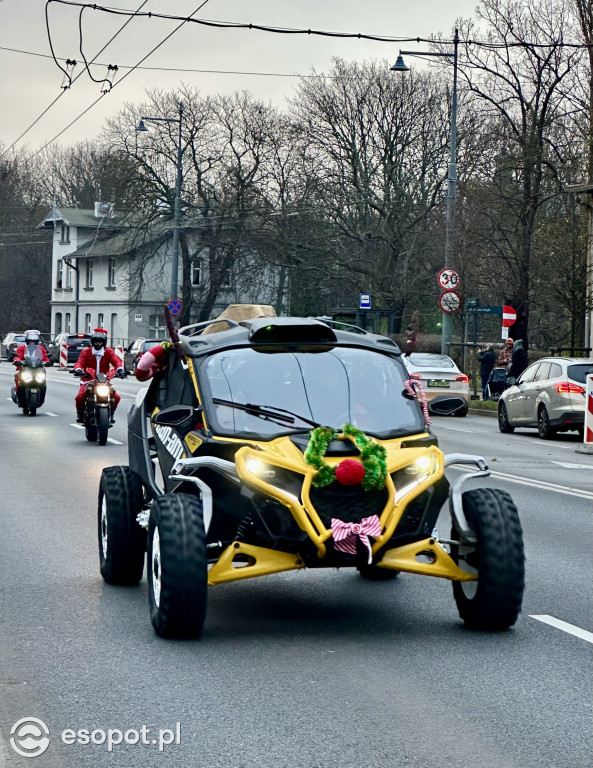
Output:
top-left (437, 267), bottom-right (461, 292)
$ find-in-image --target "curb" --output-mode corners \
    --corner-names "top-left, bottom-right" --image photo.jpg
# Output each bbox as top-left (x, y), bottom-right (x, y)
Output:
top-left (469, 408), bottom-right (497, 418)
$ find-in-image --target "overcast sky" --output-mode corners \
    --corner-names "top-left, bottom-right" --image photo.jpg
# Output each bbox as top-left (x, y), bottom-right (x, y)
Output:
top-left (0, 0), bottom-right (479, 154)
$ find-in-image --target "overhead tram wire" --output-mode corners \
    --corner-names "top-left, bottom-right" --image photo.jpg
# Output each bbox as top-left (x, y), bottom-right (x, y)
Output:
top-left (28, 0), bottom-right (213, 160)
top-left (41, 2), bottom-right (591, 50)
top-left (1, 0), bottom-right (150, 157)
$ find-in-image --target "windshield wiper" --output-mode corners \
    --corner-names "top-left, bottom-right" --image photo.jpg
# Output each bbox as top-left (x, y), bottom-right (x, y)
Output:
top-left (211, 398), bottom-right (320, 428)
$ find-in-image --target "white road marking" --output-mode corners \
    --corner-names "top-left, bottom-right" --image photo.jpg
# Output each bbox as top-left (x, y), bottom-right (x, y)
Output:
top-left (70, 423), bottom-right (85, 429)
top-left (530, 615), bottom-right (593, 644)
top-left (550, 461), bottom-right (592, 470)
top-left (107, 438), bottom-right (123, 445)
top-left (454, 465), bottom-right (593, 500)
top-left (5, 397), bottom-right (12, 401)
top-left (439, 426), bottom-right (474, 433)
top-left (45, 411), bottom-right (58, 417)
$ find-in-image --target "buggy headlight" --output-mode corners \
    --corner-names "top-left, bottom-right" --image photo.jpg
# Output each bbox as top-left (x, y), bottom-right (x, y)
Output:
top-left (21, 372), bottom-right (33, 383)
top-left (394, 454), bottom-right (440, 502)
top-left (95, 384), bottom-right (111, 399)
top-left (244, 459), bottom-right (302, 504)
top-left (404, 455), bottom-right (438, 476)
top-left (34, 371), bottom-right (46, 383)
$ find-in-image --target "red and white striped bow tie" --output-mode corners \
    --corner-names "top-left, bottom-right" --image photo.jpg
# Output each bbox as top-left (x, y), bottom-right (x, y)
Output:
top-left (331, 515), bottom-right (382, 564)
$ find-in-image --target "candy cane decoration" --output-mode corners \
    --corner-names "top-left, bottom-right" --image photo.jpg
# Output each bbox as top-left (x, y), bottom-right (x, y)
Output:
top-left (404, 379), bottom-right (431, 425)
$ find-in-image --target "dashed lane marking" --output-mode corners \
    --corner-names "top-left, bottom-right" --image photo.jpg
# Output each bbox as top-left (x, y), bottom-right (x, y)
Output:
top-left (70, 423), bottom-right (85, 429)
top-left (550, 461), bottom-right (592, 470)
top-left (107, 438), bottom-right (124, 445)
top-left (530, 615), bottom-right (593, 644)
top-left (45, 411), bottom-right (58, 417)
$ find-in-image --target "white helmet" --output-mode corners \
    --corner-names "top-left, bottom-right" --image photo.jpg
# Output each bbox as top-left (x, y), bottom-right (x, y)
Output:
top-left (24, 329), bottom-right (41, 344)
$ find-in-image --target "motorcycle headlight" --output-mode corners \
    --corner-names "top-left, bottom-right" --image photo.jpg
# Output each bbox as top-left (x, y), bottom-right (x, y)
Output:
top-left (21, 372), bottom-right (33, 383)
top-left (95, 384), bottom-right (111, 399)
top-left (34, 371), bottom-right (46, 383)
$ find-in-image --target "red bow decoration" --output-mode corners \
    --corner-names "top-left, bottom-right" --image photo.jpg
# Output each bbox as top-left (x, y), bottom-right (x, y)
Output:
top-left (331, 515), bottom-right (382, 564)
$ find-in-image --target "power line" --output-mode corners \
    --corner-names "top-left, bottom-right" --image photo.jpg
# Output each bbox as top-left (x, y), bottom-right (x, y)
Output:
top-left (28, 0), bottom-right (213, 160)
top-left (1, 0), bottom-right (150, 156)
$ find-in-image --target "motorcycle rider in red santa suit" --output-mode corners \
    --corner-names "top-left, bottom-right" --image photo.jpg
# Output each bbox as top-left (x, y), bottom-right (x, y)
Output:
top-left (73, 328), bottom-right (125, 423)
top-left (12, 330), bottom-right (51, 395)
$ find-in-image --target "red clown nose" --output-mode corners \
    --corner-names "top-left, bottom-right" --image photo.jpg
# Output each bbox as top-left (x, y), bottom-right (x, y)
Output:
top-left (335, 459), bottom-right (366, 485)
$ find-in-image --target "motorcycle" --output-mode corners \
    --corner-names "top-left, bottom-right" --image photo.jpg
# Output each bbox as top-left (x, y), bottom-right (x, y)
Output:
top-left (73, 367), bottom-right (127, 445)
top-left (12, 345), bottom-right (48, 416)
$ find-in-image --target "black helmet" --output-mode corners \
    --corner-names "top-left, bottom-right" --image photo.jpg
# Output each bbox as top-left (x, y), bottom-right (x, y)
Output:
top-left (90, 328), bottom-right (108, 350)
top-left (24, 329), bottom-right (40, 345)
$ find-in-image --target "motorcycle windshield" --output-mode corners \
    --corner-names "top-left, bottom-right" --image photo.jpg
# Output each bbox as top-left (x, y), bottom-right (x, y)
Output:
top-left (201, 346), bottom-right (426, 439)
top-left (23, 345), bottom-right (44, 367)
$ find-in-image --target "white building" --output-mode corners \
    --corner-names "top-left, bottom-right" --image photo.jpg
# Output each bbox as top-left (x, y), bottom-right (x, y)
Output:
top-left (38, 204), bottom-right (285, 346)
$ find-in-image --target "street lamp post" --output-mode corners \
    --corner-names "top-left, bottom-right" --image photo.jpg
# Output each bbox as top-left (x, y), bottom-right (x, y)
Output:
top-left (136, 102), bottom-right (184, 300)
top-left (391, 29), bottom-right (460, 355)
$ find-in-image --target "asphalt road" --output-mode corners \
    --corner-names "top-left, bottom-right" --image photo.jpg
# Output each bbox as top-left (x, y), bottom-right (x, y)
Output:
top-left (0, 365), bottom-right (591, 768)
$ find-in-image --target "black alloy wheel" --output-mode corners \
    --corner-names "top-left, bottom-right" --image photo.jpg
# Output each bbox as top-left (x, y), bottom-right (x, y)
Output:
top-left (498, 402), bottom-right (515, 433)
top-left (537, 405), bottom-right (556, 440)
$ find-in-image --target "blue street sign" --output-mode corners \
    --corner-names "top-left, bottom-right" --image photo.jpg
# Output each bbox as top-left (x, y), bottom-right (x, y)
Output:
top-left (359, 293), bottom-right (372, 310)
top-left (465, 305), bottom-right (502, 315)
top-left (168, 298), bottom-right (183, 316)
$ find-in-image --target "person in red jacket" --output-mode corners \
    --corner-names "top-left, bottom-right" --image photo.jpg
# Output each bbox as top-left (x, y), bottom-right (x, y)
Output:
top-left (73, 328), bottom-right (126, 423)
top-left (12, 329), bottom-right (51, 395)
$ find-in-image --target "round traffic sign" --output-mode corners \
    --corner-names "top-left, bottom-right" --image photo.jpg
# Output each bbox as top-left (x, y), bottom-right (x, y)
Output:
top-left (167, 298), bottom-right (183, 316)
top-left (502, 305), bottom-right (517, 327)
top-left (437, 267), bottom-right (461, 291)
top-left (438, 290), bottom-right (461, 315)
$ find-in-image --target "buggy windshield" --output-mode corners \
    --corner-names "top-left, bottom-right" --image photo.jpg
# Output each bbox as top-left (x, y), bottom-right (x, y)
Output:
top-left (200, 346), bottom-right (425, 439)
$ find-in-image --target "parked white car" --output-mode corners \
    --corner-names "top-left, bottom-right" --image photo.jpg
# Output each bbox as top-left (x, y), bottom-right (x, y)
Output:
top-left (402, 353), bottom-right (470, 417)
top-left (497, 356), bottom-right (593, 439)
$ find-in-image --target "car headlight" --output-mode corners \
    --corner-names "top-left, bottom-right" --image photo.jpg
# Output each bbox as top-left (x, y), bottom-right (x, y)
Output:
top-left (394, 454), bottom-right (440, 502)
top-left (21, 372), bottom-right (33, 383)
top-left (95, 384), bottom-right (111, 399)
top-left (34, 371), bottom-right (46, 383)
top-left (244, 459), bottom-right (302, 504)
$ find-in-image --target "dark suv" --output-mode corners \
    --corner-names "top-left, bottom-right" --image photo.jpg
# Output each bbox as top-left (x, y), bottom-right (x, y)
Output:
top-left (48, 333), bottom-right (92, 364)
top-left (123, 338), bottom-right (166, 373)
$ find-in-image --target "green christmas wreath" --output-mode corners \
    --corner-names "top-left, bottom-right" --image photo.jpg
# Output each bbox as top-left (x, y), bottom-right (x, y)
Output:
top-left (304, 423), bottom-right (388, 491)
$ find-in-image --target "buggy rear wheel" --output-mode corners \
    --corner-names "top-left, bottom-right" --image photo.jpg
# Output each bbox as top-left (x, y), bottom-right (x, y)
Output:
top-left (98, 466), bottom-right (146, 585)
top-left (148, 493), bottom-right (208, 639)
top-left (451, 488), bottom-right (524, 630)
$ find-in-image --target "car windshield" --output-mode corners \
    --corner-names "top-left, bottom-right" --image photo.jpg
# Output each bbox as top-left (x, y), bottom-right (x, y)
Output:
top-left (200, 346), bottom-right (425, 439)
top-left (567, 363), bottom-right (593, 384)
top-left (407, 354), bottom-right (456, 369)
top-left (143, 341), bottom-right (162, 352)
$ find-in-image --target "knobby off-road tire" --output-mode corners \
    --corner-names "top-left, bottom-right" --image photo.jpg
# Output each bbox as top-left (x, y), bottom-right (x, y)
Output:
top-left (498, 402), bottom-right (514, 433)
top-left (98, 407), bottom-right (109, 446)
top-left (357, 564), bottom-right (399, 581)
top-left (452, 488), bottom-right (525, 631)
top-left (98, 466), bottom-right (146, 585)
top-left (148, 493), bottom-right (208, 639)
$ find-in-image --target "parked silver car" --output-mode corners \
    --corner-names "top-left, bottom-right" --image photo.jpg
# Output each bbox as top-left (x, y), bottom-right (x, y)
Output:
top-left (497, 356), bottom-right (593, 438)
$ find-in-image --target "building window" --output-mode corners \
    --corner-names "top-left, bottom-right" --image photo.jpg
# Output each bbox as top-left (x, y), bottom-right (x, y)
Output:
top-left (85, 313), bottom-right (92, 333)
top-left (191, 258), bottom-right (202, 286)
top-left (149, 313), bottom-right (167, 337)
top-left (60, 224), bottom-right (70, 243)
top-left (97, 313), bottom-right (104, 329)
top-left (55, 312), bottom-right (62, 335)
top-left (108, 258), bottom-right (116, 288)
top-left (220, 266), bottom-right (232, 289)
top-left (65, 313), bottom-right (72, 333)
top-left (110, 313), bottom-right (117, 345)
top-left (64, 259), bottom-right (73, 289)
top-left (56, 259), bottom-right (63, 289)
top-left (86, 259), bottom-right (93, 288)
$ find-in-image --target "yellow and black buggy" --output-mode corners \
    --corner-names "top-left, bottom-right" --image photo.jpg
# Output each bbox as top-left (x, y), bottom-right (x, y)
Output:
top-left (98, 316), bottom-right (525, 638)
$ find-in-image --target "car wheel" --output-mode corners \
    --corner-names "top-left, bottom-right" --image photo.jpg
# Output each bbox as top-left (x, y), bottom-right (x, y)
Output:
top-left (454, 405), bottom-right (469, 417)
top-left (451, 488), bottom-right (524, 630)
top-left (498, 402), bottom-right (514, 433)
top-left (537, 405), bottom-right (556, 440)
top-left (357, 564), bottom-right (399, 580)
top-left (148, 493), bottom-right (208, 639)
top-left (98, 466), bottom-right (146, 585)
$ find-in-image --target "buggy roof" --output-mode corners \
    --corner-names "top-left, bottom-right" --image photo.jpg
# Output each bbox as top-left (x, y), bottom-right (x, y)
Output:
top-left (178, 317), bottom-right (401, 357)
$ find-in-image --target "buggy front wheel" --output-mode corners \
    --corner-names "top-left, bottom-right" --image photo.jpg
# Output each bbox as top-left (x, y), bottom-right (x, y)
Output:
top-left (451, 488), bottom-right (524, 631)
top-left (148, 493), bottom-right (208, 639)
